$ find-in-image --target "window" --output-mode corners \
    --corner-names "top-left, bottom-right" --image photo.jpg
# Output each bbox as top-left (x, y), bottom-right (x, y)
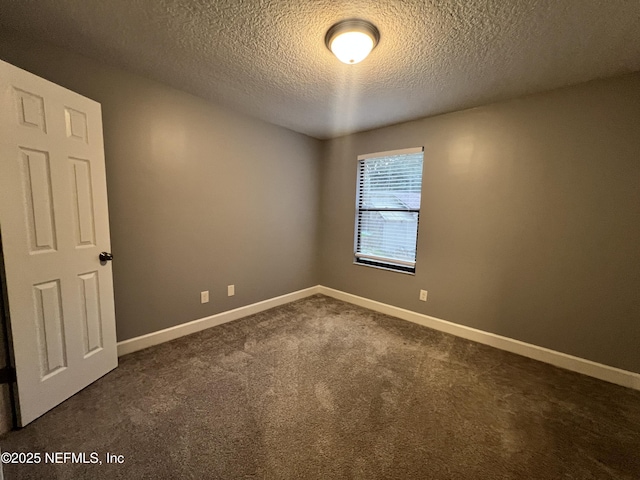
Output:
top-left (354, 147), bottom-right (424, 274)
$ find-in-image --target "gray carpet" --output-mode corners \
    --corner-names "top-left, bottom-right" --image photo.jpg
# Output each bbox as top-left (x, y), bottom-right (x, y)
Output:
top-left (1, 295), bottom-right (639, 479)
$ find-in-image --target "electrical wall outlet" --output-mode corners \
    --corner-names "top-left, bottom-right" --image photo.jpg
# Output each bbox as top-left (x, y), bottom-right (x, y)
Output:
top-left (419, 290), bottom-right (428, 302)
top-left (227, 285), bottom-right (235, 297)
top-left (200, 291), bottom-right (209, 303)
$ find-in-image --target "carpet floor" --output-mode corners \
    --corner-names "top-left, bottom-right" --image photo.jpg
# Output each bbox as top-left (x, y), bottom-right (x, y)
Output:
top-left (1, 294), bottom-right (639, 479)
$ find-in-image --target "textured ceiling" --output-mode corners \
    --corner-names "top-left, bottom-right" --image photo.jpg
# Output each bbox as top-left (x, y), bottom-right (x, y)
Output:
top-left (1, 0), bottom-right (640, 139)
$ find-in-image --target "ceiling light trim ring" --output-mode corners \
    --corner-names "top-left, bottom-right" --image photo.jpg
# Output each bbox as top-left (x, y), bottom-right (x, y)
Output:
top-left (324, 19), bottom-right (380, 51)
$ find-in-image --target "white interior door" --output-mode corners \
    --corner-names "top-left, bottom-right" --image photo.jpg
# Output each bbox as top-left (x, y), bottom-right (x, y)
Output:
top-left (0, 60), bottom-right (117, 426)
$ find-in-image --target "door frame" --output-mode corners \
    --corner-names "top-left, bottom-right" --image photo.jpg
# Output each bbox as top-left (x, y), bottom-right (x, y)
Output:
top-left (0, 230), bottom-right (19, 431)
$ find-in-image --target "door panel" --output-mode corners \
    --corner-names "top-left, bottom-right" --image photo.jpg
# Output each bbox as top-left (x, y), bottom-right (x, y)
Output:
top-left (69, 157), bottom-right (96, 247)
top-left (78, 271), bottom-right (103, 356)
top-left (0, 59), bottom-right (117, 426)
top-left (20, 148), bottom-right (58, 252)
top-left (33, 279), bottom-right (67, 377)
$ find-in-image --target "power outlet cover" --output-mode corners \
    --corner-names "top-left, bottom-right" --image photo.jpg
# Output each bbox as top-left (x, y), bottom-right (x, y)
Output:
top-left (419, 290), bottom-right (428, 301)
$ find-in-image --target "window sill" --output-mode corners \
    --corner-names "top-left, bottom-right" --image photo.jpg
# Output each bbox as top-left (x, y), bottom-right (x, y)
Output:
top-left (353, 260), bottom-right (416, 275)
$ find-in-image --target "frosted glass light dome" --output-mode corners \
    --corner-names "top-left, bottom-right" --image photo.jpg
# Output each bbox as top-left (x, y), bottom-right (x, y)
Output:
top-left (325, 20), bottom-right (380, 65)
top-left (330, 31), bottom-right (375, 64)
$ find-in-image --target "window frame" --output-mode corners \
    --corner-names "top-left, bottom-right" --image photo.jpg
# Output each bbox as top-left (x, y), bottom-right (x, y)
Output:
top-left (353, 147), bottom-right (424, 275)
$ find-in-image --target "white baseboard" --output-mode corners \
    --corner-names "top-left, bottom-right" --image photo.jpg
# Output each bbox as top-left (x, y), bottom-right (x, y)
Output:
top-left (318, 286), bottom-right (640, 391)
top-left (117, 284), bottom-right (640, 391)
top-left (117, 286), bottom-right (321, 356)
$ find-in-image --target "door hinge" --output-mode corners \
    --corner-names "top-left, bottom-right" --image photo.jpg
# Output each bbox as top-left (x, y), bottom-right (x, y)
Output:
top-left (0, 367), bottom-right (16, 384)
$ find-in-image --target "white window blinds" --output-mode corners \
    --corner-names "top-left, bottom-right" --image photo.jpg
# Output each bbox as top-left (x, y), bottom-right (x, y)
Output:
top-left (354, 147), bottom-right (424, 273)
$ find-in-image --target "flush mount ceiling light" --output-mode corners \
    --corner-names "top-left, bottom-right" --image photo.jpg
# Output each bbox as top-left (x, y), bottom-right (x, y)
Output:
top-left (325, 19), bottom-right (380, 65)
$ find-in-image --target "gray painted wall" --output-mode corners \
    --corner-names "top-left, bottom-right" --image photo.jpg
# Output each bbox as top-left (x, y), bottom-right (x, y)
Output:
top-left (0, 29), bottom-right (638, 380)
top-left (319, 73), bottom-right (640, 374)
top-left (0, 30), bottom-right (321, 341)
